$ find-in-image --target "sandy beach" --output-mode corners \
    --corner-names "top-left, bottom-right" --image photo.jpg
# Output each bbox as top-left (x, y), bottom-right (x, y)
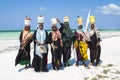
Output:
top-left (0, 32), bottom-right (120, 80)
top-left (0, 0), bottom-right (120, 79)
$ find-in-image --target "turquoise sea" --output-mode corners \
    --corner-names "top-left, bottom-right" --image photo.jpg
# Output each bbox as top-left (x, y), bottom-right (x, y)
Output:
top-left (0, 30), bottom-right (120, 40)
top-left (0, 30), bottom-right (49, 40)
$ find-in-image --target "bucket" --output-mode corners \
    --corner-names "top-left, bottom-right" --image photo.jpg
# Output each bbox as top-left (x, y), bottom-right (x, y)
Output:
top-left (24, 16), bottom-right (31, 25)
top-left (38, 15), bottom-right (44, 23)
top-left (51, 18), bottom-right (57, 25)
top-left (89, 16), bottom-right (95, 24)
top-left (77, 17), bottom-right (83, 25)
top-left (63, 16), bottom-right (69, 22)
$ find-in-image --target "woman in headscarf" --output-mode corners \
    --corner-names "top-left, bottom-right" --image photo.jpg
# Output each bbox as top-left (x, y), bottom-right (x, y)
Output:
top-left (32, 24), bottom-right (48, 72)
top-left (48, 24), bottom-right (63, 70)
top-left (15, 16), bottom-right (33, 68)
top-left (32, 15), bottom-right (49, 72)
top-left (58, 16), bottom-right (74, 67)
top-left (74, 25), bottom-right (88, 67)
top-left (88, 24), bottom-right (101, 66)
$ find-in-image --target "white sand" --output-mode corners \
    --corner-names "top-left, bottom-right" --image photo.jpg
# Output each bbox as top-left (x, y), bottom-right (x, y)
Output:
top-left (0, 36), bottom-right (120, 80)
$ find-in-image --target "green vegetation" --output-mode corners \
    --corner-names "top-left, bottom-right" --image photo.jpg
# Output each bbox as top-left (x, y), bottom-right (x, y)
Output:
top-left (91, 77), bottom-right (97, 80)
top-left (113, 70), bottom-right (120, 74)
top-left (84, 77), bottom-right (89, 80)
top-left (103, 69), bottom-right (110, 74)
top-left (107, 64), bottom-right (114, 67)
top-left (96, 74), bottom-right (109, 79)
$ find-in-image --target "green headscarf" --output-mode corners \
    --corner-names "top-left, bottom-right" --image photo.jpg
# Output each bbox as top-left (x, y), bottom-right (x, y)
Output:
top-left (62, 22), bottom-right (74, 47)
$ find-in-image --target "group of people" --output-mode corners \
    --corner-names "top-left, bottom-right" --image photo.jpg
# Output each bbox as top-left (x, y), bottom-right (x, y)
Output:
top-left (15, 15), bottom-right (101, 72)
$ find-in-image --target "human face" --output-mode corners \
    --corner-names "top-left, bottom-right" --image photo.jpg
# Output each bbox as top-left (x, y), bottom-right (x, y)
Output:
top-left (25, 25), bottom-right (30, 31)
top-left (64, 22), bottom-right (69, 28)
top-left (52, 25), bottom-right (57, 31)
top-left (78, 25), bottom-right (83, 30)
top-left (91, 24), bottom-right (95, 30)
top-left (39, 25), bottom-right (43, 30)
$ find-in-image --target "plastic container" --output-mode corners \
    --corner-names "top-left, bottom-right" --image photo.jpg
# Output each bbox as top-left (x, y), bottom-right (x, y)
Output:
top-left (51, 18), bottom-right (57, 25)
top-left (24, 16), bottom-right (31, 25)
top-left (77, 17), bottom-right (83, 25)
top-left (89, 16), bottom-right (95, 24)
top-left (38, 15), bottom-right (44, 23)
top-left (63, 16), bottom-right (69, 22)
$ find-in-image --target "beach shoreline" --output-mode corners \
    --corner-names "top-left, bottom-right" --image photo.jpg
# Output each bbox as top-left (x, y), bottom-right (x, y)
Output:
top-left (0, 31), bottom-right (120, 54)
top-left (0, 32), bottom-right (120, 80)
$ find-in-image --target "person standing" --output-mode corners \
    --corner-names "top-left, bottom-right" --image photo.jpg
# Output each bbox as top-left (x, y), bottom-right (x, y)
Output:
top-left (74, 25), bottom-right (88, 67)
top-left (15, 16), bottom-right (33, 68)
top-left (58, 16), bottom-right (74, 67)
top-left (89, 17), bottom-right (101, 66)
top-left (48, 18), bottom-right (63, 70)
top-left (32, 15), bottom-right (48, 72)
top-left (74, 17), bottom-right (89, 67)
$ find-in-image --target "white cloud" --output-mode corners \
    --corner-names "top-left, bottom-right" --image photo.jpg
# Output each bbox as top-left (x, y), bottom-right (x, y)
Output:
top-left (97, 3), bottom-right (120, 15)
top-left (40, 7), bottom-right (47, 11)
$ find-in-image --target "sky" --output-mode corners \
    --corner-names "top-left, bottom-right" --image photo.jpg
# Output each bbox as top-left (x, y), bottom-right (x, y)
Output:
top-left (0, 0), bottom-right (120, 30)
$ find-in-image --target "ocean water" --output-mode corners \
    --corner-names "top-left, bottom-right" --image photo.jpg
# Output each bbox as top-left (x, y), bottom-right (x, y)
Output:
top-left (0, 31), bottom-right (20, 40)
top-left (0, 30), bottom-right (51, 40)
top-left (100, 30), bottom-right (120, 39)
top-left (0, 30), bottom-right (120, 40)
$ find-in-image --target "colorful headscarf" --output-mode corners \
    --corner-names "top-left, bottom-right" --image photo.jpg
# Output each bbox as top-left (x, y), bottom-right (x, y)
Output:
top-left (52, 29), bottom-right (63, 46)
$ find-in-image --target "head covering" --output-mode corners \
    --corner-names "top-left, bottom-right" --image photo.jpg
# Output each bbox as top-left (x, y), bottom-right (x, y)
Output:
top-left (24, 16), bottom-right (31, 26)
top-left (89, 16), bottom-right (95, 24)
top-left (77, 16), bottom-right (83, 26)
top-left (51, 18), bottom-right (57, 25)
top-left (63, 16), bottom-right (69, 22)
top-left (62, 22), bottom-right (74, 42)
top-left (38, 15), bottom-right (44, 24)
